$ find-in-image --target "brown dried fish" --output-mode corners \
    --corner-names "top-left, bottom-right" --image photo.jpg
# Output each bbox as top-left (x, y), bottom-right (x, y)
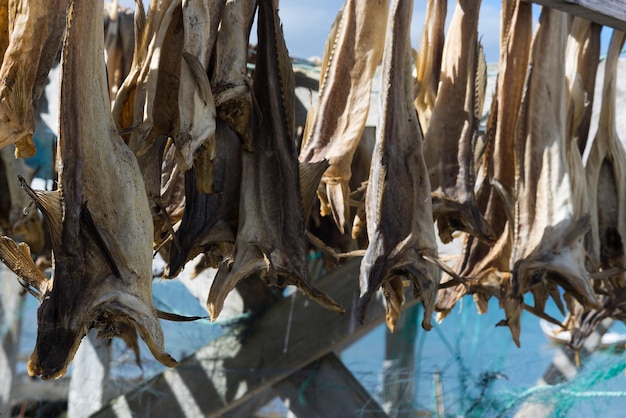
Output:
top-left (165, 119), bottom-right (240, 278)
top-left (423, 0), bottom-right (496, 245)
top-left (358, 0), bottom-right (439, 332)
top-left (508, 8), bottom-right (598, 345)
top-left (413, 0), bottom-right (446, 133)
top-left (211, 0), bottom-right (255, 151)
top-left (437, 0), bottom-right (532, 317)
top-left (0, 0), bottom-right (177, 379)
top-left (585, 30), bottom-right (626, 275)
top-left (208, 0), bottom-right (343, 320)
top-left (176, 0), bottom-right (224, 182)
top-left (298, 0), bottom-right (389, 235)
top-left (104, 0), bottom-right (135, 102)
top-left (0, 0), bottom-right (67, 157)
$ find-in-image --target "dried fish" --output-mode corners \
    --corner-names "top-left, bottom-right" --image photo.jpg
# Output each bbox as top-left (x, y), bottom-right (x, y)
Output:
top-left (0, 0), bottom-right (177, 379)
top-left (165, 119), bottom-right (240, 277)
top-left (104, 0), bottom-right (135, 102)
top-left (208, 0), bottom-right (343, 320)
top-left (413, 0), bottom-right (446, 133)
top-left (0, 0), bottom-right (67, 157)
top-left (358, 0), bottom-right (439, 332)
top-left (176, 0), bottom-right (224, 186)
top-left (211, 0), bottom-right (255, 151)
top-left (509, 8), bottom-right (598, 345)
top-left (437, 0), bottom-right (532, 317)
top-left (298, 0), bottom-right (389, 234)
top-left (423, 0), bottom-right (496, 244)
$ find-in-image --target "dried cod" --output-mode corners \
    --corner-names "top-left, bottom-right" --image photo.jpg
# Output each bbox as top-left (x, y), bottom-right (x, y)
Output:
top-left (0, 0), bottom-right (177, 379)
top-left (437, 0), bottom-right (532, 317)
top-left (211, 0), bottom-right (256, 151)
top-left (0, 0), bottom-right (67, 157)
top-left (298, 0), bottom-right (389, 235)
top-left (413, 0), bottom-right (446, 133)
top-left (358, 0), bottom-right (440, 332)
top-left (208, 0), bottom-right (343, 320)
top-left (423, 0), bottom-right (496, 244)
top-left (508, 8), bottom-right (598, 345)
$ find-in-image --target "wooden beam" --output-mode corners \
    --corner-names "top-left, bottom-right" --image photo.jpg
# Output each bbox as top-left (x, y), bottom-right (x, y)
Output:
top-left (93, 257), bottom-right (412, 417)
top-left (527, 0), bottom-right (626, 31)
top-left (0, 266), bottom-right (24, 416)
top-left (273, 352), bottom-right (387, 417)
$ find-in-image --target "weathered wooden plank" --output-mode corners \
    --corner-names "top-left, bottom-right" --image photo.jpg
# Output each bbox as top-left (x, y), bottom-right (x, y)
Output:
top-left (0, 265), bottom-right (24, 415)
top-left (67, 330), bottom-right (112, 418)
top-left (527, 0), bottom-right (626, 31)
top-left (93, 257), bottom-right (413, 417)
top-left (273, 352), bottom-right (387, 417)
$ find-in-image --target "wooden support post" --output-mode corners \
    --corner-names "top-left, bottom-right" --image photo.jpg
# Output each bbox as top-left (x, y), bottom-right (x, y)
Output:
top-left (273, 352), bottom-right (386, 417)
top-left (93, 257), bottom-right (412, 417)
top-left (67, 329), bottom-right (112, 418)
top-left (527, 0), bottom-right (626, 31)
top-left (382, 305), bottom-right (419, 418)
top-left (0, 265), bottom-right (24, 416)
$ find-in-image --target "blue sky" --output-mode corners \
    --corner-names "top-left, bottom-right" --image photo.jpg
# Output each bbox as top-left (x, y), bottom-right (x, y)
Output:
top-left (117, 0), bottom-right (612, 63)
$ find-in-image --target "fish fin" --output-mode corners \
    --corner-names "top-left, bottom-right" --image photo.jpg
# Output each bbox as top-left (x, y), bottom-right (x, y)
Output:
top-left (0, 236), bottom-right (48, 298)
top-left (474, 41), bottom-right (487, 121)
top-left (299, 159), bottom-right (330, 223)
top-left (81, 204), bottom-right (123, 278)
top-left (326, 181), bottom-right (348, 235)
top-left (383, 276), bottom-right (404, 332)
top-left (208, 245), bottom-right (269, 321)
top-left (156, 309), bottom-right (208, 321)
top-left (18, 175), bottom-right (63, 248)
top-left (182, 52), bottom-right (213, 107)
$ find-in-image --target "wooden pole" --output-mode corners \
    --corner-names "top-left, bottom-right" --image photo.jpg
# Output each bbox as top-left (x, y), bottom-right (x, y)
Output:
top-left (92, 257), bottom-right (411, 417)
top-left (526, 0), bottom-right (626, 31)
top-left (0, 265), bottom-right (24, 416)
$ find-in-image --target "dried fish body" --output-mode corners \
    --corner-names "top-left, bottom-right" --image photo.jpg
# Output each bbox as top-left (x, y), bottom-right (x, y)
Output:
top-left (298, 0), bottom-right (389, 234)
top-left (208, 0), bottom-right (343, 320)
top-left (112, 0), bottom-right (185, 246)
top-left (423, 0), bottom-right (496, 244)
top-left (176, 0), bottom-right (224, 182)
top-left (437, 0), bottom-right (532, 317)
top-left (166, 119), bottom-right (240, 278)
top-left (0, 0), bottom-right (67, 157)
top-left (104, 0), bottom-right (135, 102)
top-left (509, 8), bottom-right (597, 345)
top-left (0, 0), bottom-right (177, 379)
top-left (585, 30), bottom-right (626, 274)
top-left (358, 0), bottom-right (439, 332)
top-left (211, 0), bottom-right (256, 150)
top-left (413, 0), bottom-right (446, 133)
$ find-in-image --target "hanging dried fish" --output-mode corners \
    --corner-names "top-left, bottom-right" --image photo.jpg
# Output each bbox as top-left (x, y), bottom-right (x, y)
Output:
top-left (423, 0), bottom-right (496, 245)
top-left (508, 8), bottom-right (598, 345)
top-left (0, 0), bottom-right (177, 379)
top-left (358, 0), bottom-right (439, 332)
top-left (569, 30), bottom-right (626, 349)
top-left (104, 0), bottom-right (135, 103)
top-left (165, 119), bottom-right (240, 278)
top-left (112, 0), bottom-right (185, 246)
top-left (211, 0), bottom-right (256, 151)
top-left (0, 0), bottom-right (67, 157)
top-left (176, 0), bottom-right (224, 190)
top-left (208, 0), bottom-right (343, 320)
top-left (437, 0), bottom-right (532, 317)
top-left (298, 0), bottom-right (389, 235)
top-left (413, 0), bottom-right (446, 133)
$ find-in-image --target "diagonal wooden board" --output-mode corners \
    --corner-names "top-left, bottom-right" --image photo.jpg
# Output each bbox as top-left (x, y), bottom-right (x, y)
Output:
top-left (526, 0), bottom-right (626, 31)
top-left (92, 257), bottom-right (406, 417)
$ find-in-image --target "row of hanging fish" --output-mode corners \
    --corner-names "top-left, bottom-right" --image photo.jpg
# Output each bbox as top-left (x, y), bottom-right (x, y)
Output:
top-left (0, 0), bottom-right (625, 378)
